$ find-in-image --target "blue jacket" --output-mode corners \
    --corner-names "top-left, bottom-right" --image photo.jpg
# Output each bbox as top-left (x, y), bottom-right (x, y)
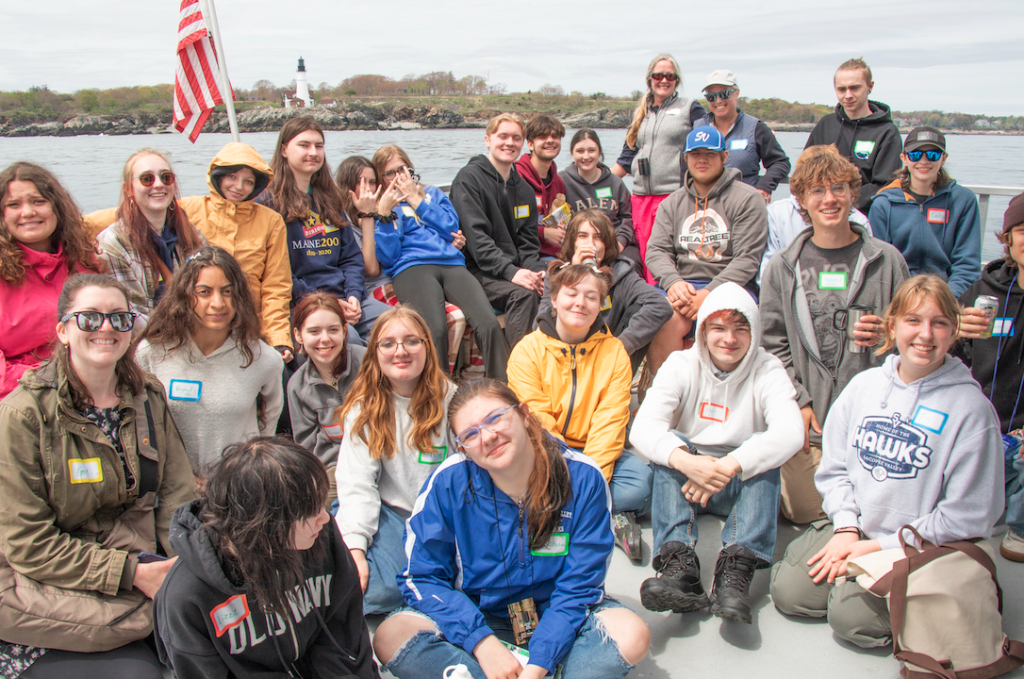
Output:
top-left (868, 179), bottom-right (981, 298)
top-left (375, 185), bottom-right (465, 278)
top-left (399, 444), bottom-right (613, 673)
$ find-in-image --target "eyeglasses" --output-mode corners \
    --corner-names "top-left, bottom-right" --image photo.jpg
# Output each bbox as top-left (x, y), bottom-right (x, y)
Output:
top-left (906, 149), bottom-right (944, 162)
top-left (455, 405), bottom-right (517, 449)
top-left (60, 310), bottom-right (137, 332)
top-left (135, 171), bottom-right (176, 187)
top-left (382, 166), bottom-right (421, 183)
top-left (376, 337), bottom-right (424, 354)
top-left (704, 89), bottom-right (737, 103)
top-left (650, 72), bottom-right (679, 83)
top-left (806, 182), bottom-right (851, 202)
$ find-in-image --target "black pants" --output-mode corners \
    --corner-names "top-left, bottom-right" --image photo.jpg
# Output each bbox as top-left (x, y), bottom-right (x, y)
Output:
top-left (393, 264), bottom-right (511, 381)
top-left (22, 640), bottom-right (162, 679)
top-left (473, 273), bottom-right (541, 350)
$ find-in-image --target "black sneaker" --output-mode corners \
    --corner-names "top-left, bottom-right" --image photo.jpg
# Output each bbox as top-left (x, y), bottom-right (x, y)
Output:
top-left (640, 541), bottom-right (709, 613)
top-left (613, 512), bottom-right (642, 563)
top-left (709, 545), bottom-right (763, 624)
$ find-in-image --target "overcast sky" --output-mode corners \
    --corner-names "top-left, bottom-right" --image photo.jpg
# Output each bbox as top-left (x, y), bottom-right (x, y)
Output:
top-left (2, 0), bottom-right (1021, 116)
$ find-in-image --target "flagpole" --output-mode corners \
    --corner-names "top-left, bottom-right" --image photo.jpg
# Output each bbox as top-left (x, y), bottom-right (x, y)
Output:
top-left (199, 0), bottom-right (240, 142)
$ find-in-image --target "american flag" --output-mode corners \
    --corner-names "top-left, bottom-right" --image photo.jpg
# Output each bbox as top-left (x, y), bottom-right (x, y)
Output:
top-left (173, 0), bottom-right (231, 142)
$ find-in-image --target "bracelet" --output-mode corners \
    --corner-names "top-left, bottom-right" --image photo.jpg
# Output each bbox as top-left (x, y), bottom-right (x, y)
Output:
top-left (375, 211), bottom-right (398, 224)
top-left (834, 526), bottom-right (861, 537)
top-left (355, 211), bottom-right (375, 220)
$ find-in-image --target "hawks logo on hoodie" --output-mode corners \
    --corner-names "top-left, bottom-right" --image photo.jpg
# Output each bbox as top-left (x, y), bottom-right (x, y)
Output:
top-left (678, 207), bottom-right (729, 262)
top-left (853, 411), bottom-right (934, 481)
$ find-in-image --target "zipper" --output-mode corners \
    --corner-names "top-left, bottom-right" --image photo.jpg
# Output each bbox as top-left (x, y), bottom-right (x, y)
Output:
top-left (517, 502), bottom-right (526, 564)
top-left (561, 346), bottom-right (578, 438)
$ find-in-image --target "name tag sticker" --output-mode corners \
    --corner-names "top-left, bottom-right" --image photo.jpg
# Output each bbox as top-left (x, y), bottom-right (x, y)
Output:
top-left (600, 295), bottom-right (612, 312)
top-left (926, 208), bottom-right (948, 224)
top-left (818, 271), bottom-right (848, 290)
top-left (514, 205), bottom-right (530, 219)
top-left (853, 140), bottom-right (876, 159)
top-left (68, 458), bottom-right (103, 484)
top-left (993, 318), bottom-right (1016, 337)
top-left (665, 108), bottom-right (681, 116)
top-left (210, 594), bottom-right (250, 637)
top-left (699, 402), bottom-right (729, 422)
top-left (418, 446), bottom-right (448, 465)
top-left (912, 406), bottom-right (948, 435)
top-left (729, 139), bottom-right (749, 151)
top-left (323, 222), bottom-right (338, 233)
top-left (535, 195), bottom-right (543, 207)
top-left (401, 205), bottom-right (417, 217)
top-left (595, 187), bottom-right (613, 200)
top-left (321, 423), bottom-right (343, 439)
top-left (531, 532), bottom-right (569, 556)
top-left (168, 379), bottom-right (202, 401)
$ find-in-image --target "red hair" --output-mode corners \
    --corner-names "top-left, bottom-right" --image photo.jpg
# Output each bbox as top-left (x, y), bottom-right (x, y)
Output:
top-left (292, 292), bottom-right (349, 377)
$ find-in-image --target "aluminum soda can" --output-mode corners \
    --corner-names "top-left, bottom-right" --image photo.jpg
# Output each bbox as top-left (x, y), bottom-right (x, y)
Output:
top-left (975, 295), bottom-right (999, 339)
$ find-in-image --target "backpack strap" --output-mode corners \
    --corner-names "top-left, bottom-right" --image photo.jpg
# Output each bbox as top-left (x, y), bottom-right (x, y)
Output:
top-left (132, 394), bottom-right (160, 497)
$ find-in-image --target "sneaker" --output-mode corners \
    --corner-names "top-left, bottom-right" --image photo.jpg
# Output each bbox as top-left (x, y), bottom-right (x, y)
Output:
top-left (1000, 530), bottom-right (1024, 562)
top-left (709, 545), bottom-right (763, 624)
top-left (640, 541), bottom-right (709, 613)
top-left (613, 512), bottom-right (642, 563)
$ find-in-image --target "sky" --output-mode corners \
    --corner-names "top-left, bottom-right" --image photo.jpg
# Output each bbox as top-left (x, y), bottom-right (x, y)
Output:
top-left (2, 0), bottom-right (1022, 116)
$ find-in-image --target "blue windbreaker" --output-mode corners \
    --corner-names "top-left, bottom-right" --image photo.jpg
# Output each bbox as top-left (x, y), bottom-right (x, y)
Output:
top-left (398, 443), bottom-right (613, 673)
top-left (375, 185), bottom-right (465, 278)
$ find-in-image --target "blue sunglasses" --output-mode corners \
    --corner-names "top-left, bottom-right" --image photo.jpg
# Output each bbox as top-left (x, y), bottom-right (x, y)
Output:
top-left (906, 149), bottom-right (943, 162)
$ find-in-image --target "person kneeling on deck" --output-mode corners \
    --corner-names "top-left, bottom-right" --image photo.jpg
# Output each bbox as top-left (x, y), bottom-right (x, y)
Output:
top-left (630, 282), bottom-right (803, 623)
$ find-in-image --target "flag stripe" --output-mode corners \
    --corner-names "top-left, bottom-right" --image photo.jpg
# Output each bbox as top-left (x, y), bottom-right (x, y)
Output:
top-left (172, 0), bottom-right (231, 143)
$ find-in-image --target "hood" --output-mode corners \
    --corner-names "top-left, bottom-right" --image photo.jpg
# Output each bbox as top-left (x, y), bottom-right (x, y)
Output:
top-left (683, 167), bottom-right (742, 200)
top-left (877, 353), bottom-right (977, 413)
top-left (516, 154), bottom-right (559, 189)
top-left (169, 499), bottom-right (243, 596)
top-left (536, 310), bottom-right (608, 346)
top-left (564, 162), bottom-right (613, 187)
top-left (609, 257), bottom-right (634, 286)
top-left (18, 242), bottom-right (67, 280)
top-left (875, 177), bottom-right (958, 205)
top-left (694, 282), bottom-right (762, 383)
top-left (464, 154), bottom-right (502, 182)
top-left (206, 143), bottom-right (273, 202)
top-left (835, 100), bottom-right (893, 125)
top-left (979, 258), bottom-right (1020, 295)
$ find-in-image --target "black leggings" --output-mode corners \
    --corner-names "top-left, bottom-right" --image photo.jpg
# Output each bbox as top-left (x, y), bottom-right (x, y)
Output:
top-left (21, 640), bottom-right (162, 679)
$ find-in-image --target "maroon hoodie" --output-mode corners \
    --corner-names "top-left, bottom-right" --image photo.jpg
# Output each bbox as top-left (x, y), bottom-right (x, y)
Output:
top-left (515, 153), bottom-right (567, 258)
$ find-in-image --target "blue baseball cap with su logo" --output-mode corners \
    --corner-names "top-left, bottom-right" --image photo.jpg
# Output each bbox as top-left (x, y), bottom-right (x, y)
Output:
top-left (685, 125), bottom-right (725, 153)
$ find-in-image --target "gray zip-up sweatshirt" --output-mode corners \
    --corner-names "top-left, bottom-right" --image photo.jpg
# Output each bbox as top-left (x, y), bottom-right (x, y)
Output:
top-left (646, 167), bottom-right (767, 292)
top-left (759, 224), bottom-right (909, 444)
top-left (287, 345), bottom-right (366, 467)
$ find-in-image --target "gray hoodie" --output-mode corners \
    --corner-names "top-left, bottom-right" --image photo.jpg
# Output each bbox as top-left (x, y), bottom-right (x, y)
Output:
top-left (759, 224), bottom-right (909, 444)
top-left (562, 163), bottom-right (635, 249)
top-left (818, 355), bottom-right (1003, 549)
top-left (287, 346), bottom-right (366, 467)
top-left (646, 167), bottom-right (767, 292)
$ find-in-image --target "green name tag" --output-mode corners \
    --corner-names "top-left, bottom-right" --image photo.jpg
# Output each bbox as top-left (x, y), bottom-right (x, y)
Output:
top-left (417, 446), bottom-right (447, 465)
top-left (530, 532), bottom-right (569, 556)
top-left (818, 271), bottom-right (847, 290)
top-left (595, 187), bottom-right (613, 199)
top-left (853, 140), bottom-right (876, 159)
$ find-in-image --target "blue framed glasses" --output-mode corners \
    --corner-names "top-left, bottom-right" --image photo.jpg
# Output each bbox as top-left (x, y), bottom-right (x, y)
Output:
top-left (455, 405), bottom-right (517, 449)
top-left (906, 149), bottom-right (943, 162)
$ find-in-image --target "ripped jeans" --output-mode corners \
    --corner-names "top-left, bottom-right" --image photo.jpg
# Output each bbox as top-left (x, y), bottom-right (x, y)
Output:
top-left (382, 599), bottom-right (635, 679)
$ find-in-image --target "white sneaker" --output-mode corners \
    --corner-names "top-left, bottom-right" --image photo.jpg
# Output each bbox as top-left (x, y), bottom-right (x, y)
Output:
top-left (1000, 530), bottom-right (1024, 562)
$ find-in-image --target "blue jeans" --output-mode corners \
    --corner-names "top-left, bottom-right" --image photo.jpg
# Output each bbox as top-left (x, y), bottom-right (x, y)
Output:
top-left (382, 599), bottom-right (635, 679)
top-left (609, 451), bottom-right (653, 516)
top-left (362, 503), bottom-right (409, 615)
top-left (1005, 434), bottom-right (1024, 536)
top-left (346, 296), bottom-right (392, 345)
top-left (651, 434), bottom-right (780, 563)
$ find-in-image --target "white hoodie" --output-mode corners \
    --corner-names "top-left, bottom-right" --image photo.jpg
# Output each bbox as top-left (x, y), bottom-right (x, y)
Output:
top-left (630, 282), bottom-right (803, 480)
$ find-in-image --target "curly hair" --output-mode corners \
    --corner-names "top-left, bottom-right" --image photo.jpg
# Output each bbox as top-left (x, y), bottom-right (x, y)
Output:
top-left (0, 162), bottom-right (98, 284)
top-left (790, 145), bottom-right (863, 226)
top-left (267, 117), bottom-right (349, 227)
top-left (558, 209), bottom-right (618, 268)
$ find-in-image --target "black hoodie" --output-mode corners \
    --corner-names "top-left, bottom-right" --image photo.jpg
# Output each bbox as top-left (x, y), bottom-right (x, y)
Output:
top-left (805, 100), bottom-right (902, 211)
top-left (154, 500), bottom-right (378, 679)
top-left (450, 154), bottom-right (544, 281)
top-left (954, 259), bottom-right (1024, 433)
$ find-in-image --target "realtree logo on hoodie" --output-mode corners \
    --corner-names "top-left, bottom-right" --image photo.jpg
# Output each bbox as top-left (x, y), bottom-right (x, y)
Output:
top-left (220, 574), bottom-right (333, 655)
top-left (678, 208), bottom-right (729, 262)
top-left (853, 412), bottom-right (934, 482)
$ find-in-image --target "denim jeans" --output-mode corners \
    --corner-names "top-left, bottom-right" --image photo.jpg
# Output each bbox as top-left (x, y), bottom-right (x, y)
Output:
top-left (651, 433), bottom-right (780, 563)
top-left (361, 503), bottom-right (409, 615)
top-left (1005, 433), bottom-right (1024, 536)
top-left (382, 599), bottom-right (635, 679)
top-left (609, 451), bottom-right (653, 516)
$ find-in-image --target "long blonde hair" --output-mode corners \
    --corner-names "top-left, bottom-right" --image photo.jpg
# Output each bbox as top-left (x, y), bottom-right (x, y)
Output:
top-left (875, 275), bottom-right (960, 355)
top-left (625, 54), bottom-right (682, 150)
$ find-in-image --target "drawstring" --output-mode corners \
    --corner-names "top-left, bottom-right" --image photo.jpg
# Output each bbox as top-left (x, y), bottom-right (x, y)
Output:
top-left (265, 612), bottom-right (300, 679)
top-left (987, 290), bottom-right (1024, 434)
top-left (880, 371), bottom-right (896, 409)
top-left (693, 194), bottom-right (710, 258)
top-left (308, 584), bottom-right (359, 664)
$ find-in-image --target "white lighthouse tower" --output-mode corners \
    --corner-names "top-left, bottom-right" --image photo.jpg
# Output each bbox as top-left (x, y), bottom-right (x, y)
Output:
top-left (284, 57), bottom-right (314, 108)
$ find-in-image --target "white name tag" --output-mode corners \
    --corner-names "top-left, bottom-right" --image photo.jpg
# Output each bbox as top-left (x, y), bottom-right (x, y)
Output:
top-left (530, 532), bottom-right (569, 556)
top-left (210, 594), bottom-right (250, 637)
top-left (818, 271), bottom-right (848, 290)
top-left (729, 139), bottom-right (749, 151)
top-left (418, 446), bottom-right (448, 465)
top-left (993, 318), bottom-right (1015, 337)
top-left (699, 402), bottom-right (729, 422)
top-left (514, 205), bottom-right (530, 219)
top-left (911, 406), bottom-right (948, 435)
top-left (401, 205), bottom-right (416, 217)
top-left (665, 108), bottom-right (681, 116)
top-left (926, 208), bottom-right (948, 224)
top-left (169, 379), bottom-right (202, 401)
top-left (321, 423), bottom-right (343, 439)
top-left (68, 458), bottom-right (103, 484)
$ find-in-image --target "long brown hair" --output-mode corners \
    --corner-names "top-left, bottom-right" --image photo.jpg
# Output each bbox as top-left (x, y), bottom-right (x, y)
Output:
top-left (335, 155), bottom-right (375, 220)
top-left (558, 209), bottom-right (618, 268)
top-left (53, 274), bottom-right (146, 408)
top-left (625, 53), bottom-right (682, 150)
top-left (141, 246), bottom-right (263, 367)
top-left (0, 162), bottom-right (97, 285)
top-left (292, 292), bottom-right (349, 377)
top-left (372, 145), bottom-right (414, 189)
top-left (267, 117), bottom-right (348, 226)
top-left (336, 307), bottom-right (451, 460)
top-left (115, 149), bottom-right (204, 276)
top-left (448, 379), bottom-right (572, 549)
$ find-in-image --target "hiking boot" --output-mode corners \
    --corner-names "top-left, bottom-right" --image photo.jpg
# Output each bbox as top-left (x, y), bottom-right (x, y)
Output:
top-left (1001, 530), bottom-right (1024, 562)
top-left (640, 541), bottom-right (708, 613)
top-left (710, 545), bottom-right (763, 624)
top-left (613, 512), bottom-right (642, 563)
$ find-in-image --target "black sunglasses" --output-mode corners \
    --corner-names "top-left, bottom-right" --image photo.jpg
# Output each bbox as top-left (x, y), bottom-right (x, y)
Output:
top-left (60, 311), bottom-right (137, 332)
top-left (650, 72), bottom-right (678, 82)
top-left (704, 89), bottom-right (737, 103)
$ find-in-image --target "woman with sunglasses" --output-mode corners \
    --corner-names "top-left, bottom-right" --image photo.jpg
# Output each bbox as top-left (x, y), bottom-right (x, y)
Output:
top-left (373, 378), bottom-right (650, 679)
top-left (96, 149), bottom-right (206, 330)
top-left (370, 144), bottom-right (509, 380)
top-left (0, 273), bottom-right (195, 678)
top-left (868, 127), bottom-right (981, 298)
top-left (0, 162), bottom-right (99, 400)
top-left (694, 70), bottom-right (791, 202)
top-left (334, 307), bottom-right (455, 614)
top-left (135, 246), bottom-right (284, 477)
top-left (612, 54), bottom-right (706, 284)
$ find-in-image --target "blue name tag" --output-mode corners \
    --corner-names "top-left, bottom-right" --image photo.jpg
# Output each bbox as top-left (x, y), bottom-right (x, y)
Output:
top-left (993, 318), bottom-right (1016, 337)
top-left (729, 139), bottom-right (749, 151)
top-left (168, 379), bottom-right (202, 401)
top-left (911, 406), bottom-right (947, 435)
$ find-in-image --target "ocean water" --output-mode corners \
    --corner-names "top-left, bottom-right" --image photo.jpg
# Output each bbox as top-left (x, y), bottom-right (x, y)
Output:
top-left (1, 128), bottom-right (1021, 262)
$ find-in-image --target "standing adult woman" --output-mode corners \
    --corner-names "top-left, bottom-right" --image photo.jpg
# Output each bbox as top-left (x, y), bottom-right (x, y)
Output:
top-left (135, 246), bottom-right (283, 477)
top-left (96, 149), bottom-right (205, 328)
top-left (562, 130), bottom-right (639, 273)
top-left (373, 379), bottom-right (650, 679)
top-left (868, 127), bottom-right (981, 298)
top-left (0, 162), bottom-right (98, 398)
top-left (154, 437), bottom-right (379, 679)
top-left (613, 53), bottom-right (705, 284)
top-left (371, 145), bottom-right (509, 380)
top-left (334, 307), bottom-right (455, 614)
top-left (0, 274), bottom-right (195, 678)
top-left (770, 275), bottom-right (1004, 648)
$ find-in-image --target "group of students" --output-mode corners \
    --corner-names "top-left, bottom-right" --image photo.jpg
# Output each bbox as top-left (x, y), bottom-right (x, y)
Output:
top-left (0, 50), bottom-right (1018, 679)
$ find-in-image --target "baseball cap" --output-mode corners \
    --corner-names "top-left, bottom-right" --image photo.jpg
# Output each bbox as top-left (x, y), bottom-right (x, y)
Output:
top-left (703, 70), bottom-right (738, 90)
top-left (904, 126), bottom-right (946, 153)
top-left (685, 126), bottom-right (725, 153)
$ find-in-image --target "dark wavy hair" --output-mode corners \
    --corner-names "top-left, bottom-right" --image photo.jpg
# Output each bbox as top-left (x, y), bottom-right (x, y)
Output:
top-left (268, 117), bottom-right (348, 227)
top-left (0, 162), bottom-right (98, 285)
top-left (201, 437), bottom-right (329, 618)
top-left (335, 155), bottom-right (375, 220)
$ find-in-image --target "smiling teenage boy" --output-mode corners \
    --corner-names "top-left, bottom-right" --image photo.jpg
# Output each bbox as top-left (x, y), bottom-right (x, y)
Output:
top-left (515, 114), bottom-right (568, 258)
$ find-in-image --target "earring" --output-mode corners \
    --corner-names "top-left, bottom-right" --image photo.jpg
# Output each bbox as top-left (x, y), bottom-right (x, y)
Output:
top-left (168, 201), bottom-right (176, 212)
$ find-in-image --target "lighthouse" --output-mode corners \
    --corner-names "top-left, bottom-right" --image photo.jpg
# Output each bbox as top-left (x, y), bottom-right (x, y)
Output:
top-left (284, 57), bottom-right (314, 108)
